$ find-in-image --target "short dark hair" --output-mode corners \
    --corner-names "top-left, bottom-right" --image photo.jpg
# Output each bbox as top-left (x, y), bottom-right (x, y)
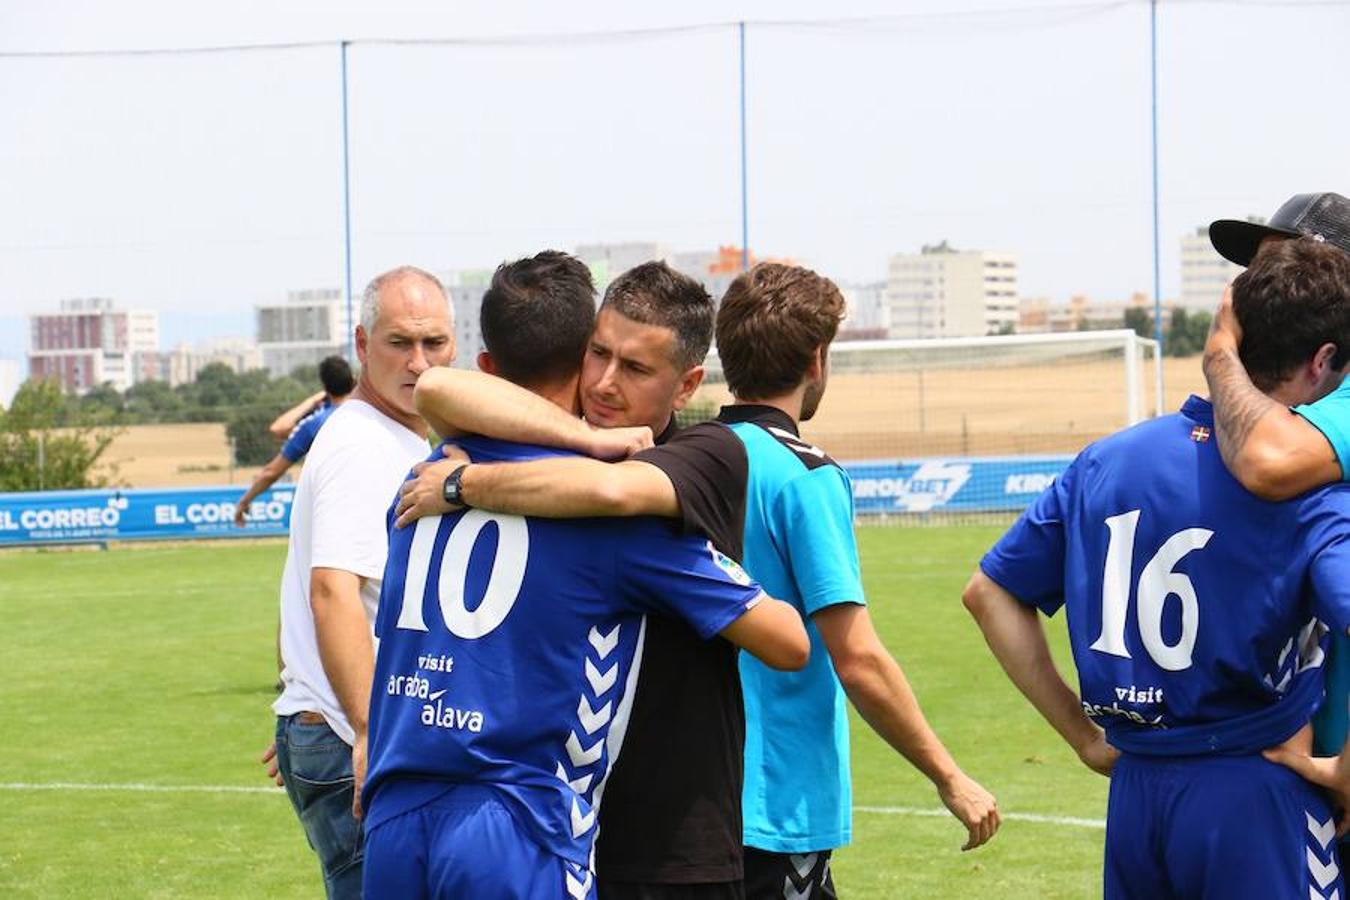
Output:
top-left (715, 262), bottom-right (845, 399)
top-left (318, 355), bottom-right (354, 396)
top-left (481, 251), bottom-right (596, 387)
top-left (1234, 238), bottom-right (1350, 392)
top-left (601, 261), bottom-right (713, 370)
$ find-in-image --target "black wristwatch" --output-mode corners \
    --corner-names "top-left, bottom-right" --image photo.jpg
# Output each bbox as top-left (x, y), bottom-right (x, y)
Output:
top-left (442, 464), bottom-right (471, 509)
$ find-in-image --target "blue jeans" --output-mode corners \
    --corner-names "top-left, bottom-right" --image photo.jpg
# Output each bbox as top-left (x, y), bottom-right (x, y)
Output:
top-left (275, 714), bottom-right (364, 900)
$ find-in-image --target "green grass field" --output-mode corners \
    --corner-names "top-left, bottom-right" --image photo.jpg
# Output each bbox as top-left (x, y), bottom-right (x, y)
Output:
top-left (0, 527), bottom-right (1107, 898)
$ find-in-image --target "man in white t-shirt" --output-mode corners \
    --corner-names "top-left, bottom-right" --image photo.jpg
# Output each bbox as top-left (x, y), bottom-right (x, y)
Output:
top-left (266, 265), bottom-right (454, 900)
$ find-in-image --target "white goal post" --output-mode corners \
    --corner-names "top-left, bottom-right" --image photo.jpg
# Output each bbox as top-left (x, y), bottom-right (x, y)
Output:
top-left (690, 330), bottom-right (1164, 517)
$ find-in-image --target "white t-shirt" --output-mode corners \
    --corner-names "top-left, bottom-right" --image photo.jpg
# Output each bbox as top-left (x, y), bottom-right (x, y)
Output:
top-left (273, 399), bottom-right (430, 745)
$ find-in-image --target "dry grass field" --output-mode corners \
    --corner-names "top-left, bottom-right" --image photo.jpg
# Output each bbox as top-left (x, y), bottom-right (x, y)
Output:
top-left (90, 356), bottom-right (1208, 488)
top-left (93, 422), bottom-right (266, 488)
top-left (699, 354), bottom-right (1207, 460)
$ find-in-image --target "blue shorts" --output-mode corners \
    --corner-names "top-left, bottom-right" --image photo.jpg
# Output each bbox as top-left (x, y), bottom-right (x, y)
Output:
top-left (1106, 753), bottom-right (1343, 900)
top-left (363, 783), bottom-right (595, 900)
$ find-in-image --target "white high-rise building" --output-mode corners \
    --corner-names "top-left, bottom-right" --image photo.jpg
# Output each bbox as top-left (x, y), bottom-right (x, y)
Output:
top-left (839, 281), bottom-right (889, 338)
top-left (437, 269), bottom-right (491, 369)
top-left (141, 338), bottom-right (264, 388)
top-left (1180, 225), bottom-right (1245, 311)
top-left (575, 242), bottom-right (669, 294)
top-left (256, 288), bottom-right (354, 377)
top-left (29, 297), bottom-right (159, 393)
top-left (885, 242), bottom-right (1019, 338)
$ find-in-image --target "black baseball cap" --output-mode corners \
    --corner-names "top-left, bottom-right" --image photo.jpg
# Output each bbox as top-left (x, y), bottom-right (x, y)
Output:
top-left (1210, 192), bottom-right (1350, 266)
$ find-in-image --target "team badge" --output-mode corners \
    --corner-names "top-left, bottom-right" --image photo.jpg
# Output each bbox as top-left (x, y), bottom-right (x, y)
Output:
top-left (708, 541), bottom-right (752, 586)
top-left (1190, 425), bottom-right (1211, 443)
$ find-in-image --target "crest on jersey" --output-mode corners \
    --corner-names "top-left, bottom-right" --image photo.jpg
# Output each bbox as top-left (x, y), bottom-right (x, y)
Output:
top-left (708, 541), bottom-right (752, 586)
top-left (1190, 425), bottom-right (1211, 443)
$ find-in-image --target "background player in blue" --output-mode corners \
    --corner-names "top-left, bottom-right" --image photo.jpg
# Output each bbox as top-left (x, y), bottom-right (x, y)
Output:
top-left (394, 262), bottom-right (1001, 899)
top-left (234, 354), bottom-right (354, 527)
top-left (360, 251), bottom-right (809, 900)
top-left (965, 237), bottom-right (1350, 899)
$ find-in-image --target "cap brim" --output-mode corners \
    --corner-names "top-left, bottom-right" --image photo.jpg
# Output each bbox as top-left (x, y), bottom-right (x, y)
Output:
top-left (1209, 219), bottom-right (1301, 266)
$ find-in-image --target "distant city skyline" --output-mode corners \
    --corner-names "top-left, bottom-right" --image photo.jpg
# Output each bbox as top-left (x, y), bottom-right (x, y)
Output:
top-left (0, 217), bottom-right (1257, 375)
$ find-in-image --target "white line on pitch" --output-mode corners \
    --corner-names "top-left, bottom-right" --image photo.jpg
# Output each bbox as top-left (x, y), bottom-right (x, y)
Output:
top-left (855, 804), bottom-right (1105, 830)
top-left (0, 782), bottom-right (279, 795)
top-left (0, 783), bottom-right (1105, 829)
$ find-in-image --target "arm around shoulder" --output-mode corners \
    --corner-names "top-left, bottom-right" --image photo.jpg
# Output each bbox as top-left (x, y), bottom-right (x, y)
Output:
top-left (1229, 408), bottom-right (1340, 501)
top-left (1204, 341), bottom-right (1341, 500)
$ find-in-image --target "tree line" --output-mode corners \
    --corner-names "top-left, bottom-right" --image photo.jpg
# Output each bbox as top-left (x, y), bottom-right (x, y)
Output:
top-left (0, 363), bottom-right (322, 491)
top-left (1122, 307), bottom-right (1214, 357)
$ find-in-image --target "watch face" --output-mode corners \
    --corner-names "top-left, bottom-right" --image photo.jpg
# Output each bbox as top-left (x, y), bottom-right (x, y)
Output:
top-left (443, 467), bottom-right (464, 506)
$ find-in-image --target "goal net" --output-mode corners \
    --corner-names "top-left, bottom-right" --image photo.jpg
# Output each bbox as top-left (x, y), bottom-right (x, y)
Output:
top-left (688, 330), bottom-right (1164, 520)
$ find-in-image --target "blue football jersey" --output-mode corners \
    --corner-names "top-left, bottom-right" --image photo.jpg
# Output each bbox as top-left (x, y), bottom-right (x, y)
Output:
top-left (982, 396), bottom-right (1350, 756)
top-left (280, 400), bottom-right (334, 462)
top-left (364, 436), bottom-right (764, 869)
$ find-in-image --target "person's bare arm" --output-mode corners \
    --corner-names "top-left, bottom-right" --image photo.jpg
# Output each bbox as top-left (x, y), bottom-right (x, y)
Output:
top-left (961, 571), bottom-right (1116, 776)
top-left (717, 593), bottom-right (809, 671)
top-left (393, 453), bottom-right (680, 528)
top-left (414, 368), bottom-right (652, 458)
top-left (234, 453), bottom-right (295, 526)
top-left (269, 390), bottom-right (326, 440)
top-left (814, 602), bottom-right (1001, 850)
top-left (1204, 286), bottom-right (1341, 500)
top-left (1265, 725), bottom-right (1350, 837)
top-left (309, 567), bottom-right (373, 818)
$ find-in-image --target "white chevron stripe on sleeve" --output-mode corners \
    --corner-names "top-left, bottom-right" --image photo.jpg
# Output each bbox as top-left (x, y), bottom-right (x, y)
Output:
top-left (577, 695), bottom-right (613, 735)
top-left (554, 762), bottom-right (593, 796)
top-left (585, 657), bottom-right (617, 696)
top-left (570, 797), bottom-right (597, 837)
top-left (588, 624), bottom-right (620, 658)
top-left (565, 865), bottom-right (593, 900)
top-left (1308, 812), bottom-right (1337, 851)
top-left (1309, 847), bottom-right (1339, 890)
top-left (566, 732), bottom-right (603, 768)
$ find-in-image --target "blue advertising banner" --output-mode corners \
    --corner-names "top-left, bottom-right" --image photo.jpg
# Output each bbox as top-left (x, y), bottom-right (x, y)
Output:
top-left (0, 454), bottom-right (1069, 547)
top-left (0, 484), bottom-right (295, 546)
top-left (844, 455), bottom-right (1071, 515)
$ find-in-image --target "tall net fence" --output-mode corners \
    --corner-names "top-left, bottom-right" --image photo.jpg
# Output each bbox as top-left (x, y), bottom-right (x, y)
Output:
top-left (3, 2), bottom-right (1348, 526)
top-left (688, 330), bottom-right (1163, 520)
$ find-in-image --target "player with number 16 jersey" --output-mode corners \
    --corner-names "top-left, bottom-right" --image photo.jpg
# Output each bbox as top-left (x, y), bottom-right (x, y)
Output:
top-left (362, 435), bottom-right (791, 900)
top-left (980, 394), bottom-right (1350, 898)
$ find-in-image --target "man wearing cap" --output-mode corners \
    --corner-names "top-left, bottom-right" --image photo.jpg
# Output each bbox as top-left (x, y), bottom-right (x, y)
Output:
top-left (1203, 191), bottom-right (1350, 874)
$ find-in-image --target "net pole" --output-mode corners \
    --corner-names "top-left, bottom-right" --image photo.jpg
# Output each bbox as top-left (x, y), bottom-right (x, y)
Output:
top-left (738, 21), bottom-right (750, 271)
top-left (1149, 0), bottom-right (1165, 370)
top-left (340, 40), bottom-right (355, 361)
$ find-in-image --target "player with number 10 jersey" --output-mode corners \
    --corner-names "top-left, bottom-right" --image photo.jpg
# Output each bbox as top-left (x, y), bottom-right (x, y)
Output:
top-left (362, 436), bottom-right (795, 900)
